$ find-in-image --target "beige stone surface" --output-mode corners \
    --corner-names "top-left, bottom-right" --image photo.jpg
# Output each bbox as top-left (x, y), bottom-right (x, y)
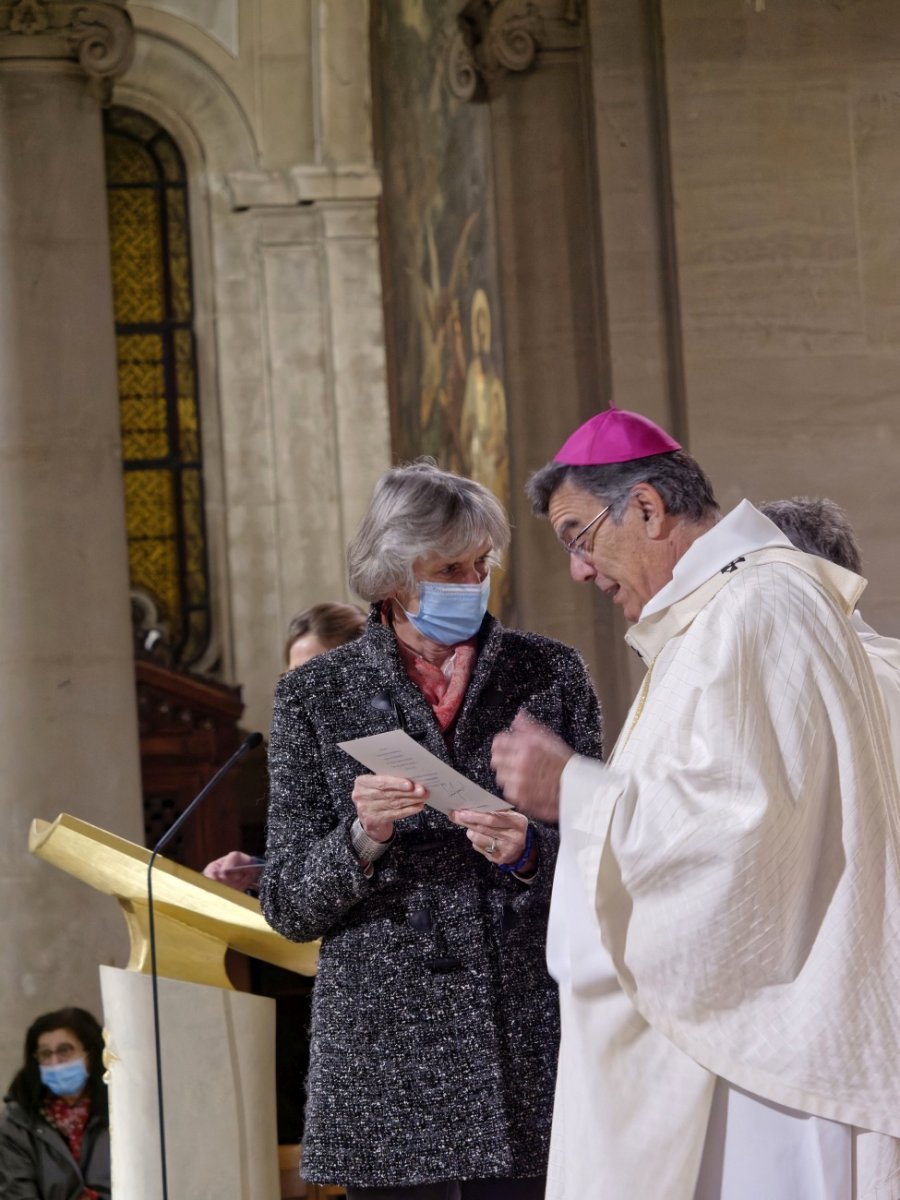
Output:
top-left (581, 0), bottom-right (900, 733)
top-left (133, 0), bottom-right (373, 172)
top-left (318, 0), bottom-right (373, 166)
top-left (852, 74), bottom-right (900, 352)
top-left (0, 62), bottom-right (144, 1087)
top-left (658, 0), bottom-right (900, 638)
top-left (119, 8), bottom-right (390, 732)
top-left (101, 967), bottom-right (280, 1200)
top-left (587, 0), bottom-right (677, 430)
top-left (133, 0), bottom-right (239, 56)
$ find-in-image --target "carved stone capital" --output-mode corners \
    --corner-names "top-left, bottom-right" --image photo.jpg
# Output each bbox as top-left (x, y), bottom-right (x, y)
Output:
top-left (447, 0), bottom-right (583, 102)
top-left (0, 1), bottom-right (134, 85)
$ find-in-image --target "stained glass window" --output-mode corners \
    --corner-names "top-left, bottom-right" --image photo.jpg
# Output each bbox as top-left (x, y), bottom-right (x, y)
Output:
top-left (104, 106), bottom-right (211, 667)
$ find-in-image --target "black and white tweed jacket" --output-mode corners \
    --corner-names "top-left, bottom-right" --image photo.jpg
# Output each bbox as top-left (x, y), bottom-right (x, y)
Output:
top-left (260, 608), bottom-right (603, 1188)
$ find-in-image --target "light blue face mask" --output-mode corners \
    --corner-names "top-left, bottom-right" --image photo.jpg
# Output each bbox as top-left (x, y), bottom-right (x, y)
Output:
top-left (40, 1057), bottom-right (89, 1098)
top-left (402, 574), bottom-right (491, 645)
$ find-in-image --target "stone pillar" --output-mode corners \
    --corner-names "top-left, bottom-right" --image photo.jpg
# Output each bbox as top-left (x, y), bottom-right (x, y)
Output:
top-left (447, 0), bottom-right (638, 738)
top-left (0, 0), bottom-right (144, 1084)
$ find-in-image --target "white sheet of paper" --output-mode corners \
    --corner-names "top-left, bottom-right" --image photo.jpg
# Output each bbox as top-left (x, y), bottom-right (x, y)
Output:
top-left (338, 729), bottom-right (512, 815)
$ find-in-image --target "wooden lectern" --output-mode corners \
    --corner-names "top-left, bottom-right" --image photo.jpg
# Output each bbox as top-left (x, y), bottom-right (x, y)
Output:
top-left (30, 813), bottom-right (318, 1200)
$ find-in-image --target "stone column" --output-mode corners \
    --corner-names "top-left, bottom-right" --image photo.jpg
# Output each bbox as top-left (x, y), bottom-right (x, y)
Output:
top-left (0, 0), bottom-right (144, 1084)
top-left (446, 0), bottom-right (638, 738)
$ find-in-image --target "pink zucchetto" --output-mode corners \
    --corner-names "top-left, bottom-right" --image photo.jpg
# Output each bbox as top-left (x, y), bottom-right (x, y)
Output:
top-left (554, 405), bottom-right (682, 466)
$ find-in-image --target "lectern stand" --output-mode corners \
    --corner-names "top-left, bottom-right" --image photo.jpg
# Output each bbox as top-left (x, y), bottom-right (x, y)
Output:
top-left (30, 813), bottom-right (318, 1200)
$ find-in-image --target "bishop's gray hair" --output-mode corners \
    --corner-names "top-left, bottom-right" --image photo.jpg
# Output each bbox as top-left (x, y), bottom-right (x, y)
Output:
top-left (347, 460), bottom-right (511, 602)
top-left (526, 451), bottom-right (719, 524)
top-left (758, 497), bottom-right (862, 575)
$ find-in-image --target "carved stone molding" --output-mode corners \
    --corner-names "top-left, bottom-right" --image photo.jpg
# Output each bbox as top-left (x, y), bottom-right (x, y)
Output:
top-left (226, 163), bottom-right (382, 212)
top-left (0, 1), bottom-right (134, 85)
top-left (447, 0), bottom-right (583, 101)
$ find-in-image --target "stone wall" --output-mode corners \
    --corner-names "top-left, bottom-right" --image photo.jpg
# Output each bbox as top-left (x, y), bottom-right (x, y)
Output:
top-left (125, 0), bottom-right (392, 733)
top-left (0, 0), bottom-right (390, 1088)
top-left (589, 0), bottom-right (900, 648)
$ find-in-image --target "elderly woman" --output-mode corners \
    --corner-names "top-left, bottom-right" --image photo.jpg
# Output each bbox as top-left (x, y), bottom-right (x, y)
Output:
top-left (260, 461), bottom-right (602, 1199)
top-left (0, 1007), bottom-right (110, 1200)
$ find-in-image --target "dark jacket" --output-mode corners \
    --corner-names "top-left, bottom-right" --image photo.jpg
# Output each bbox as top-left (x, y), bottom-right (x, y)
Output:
top-left (0, 1100), bottom-right (110, 1200)
top-left (260, 610), bottom-right (603, 1187)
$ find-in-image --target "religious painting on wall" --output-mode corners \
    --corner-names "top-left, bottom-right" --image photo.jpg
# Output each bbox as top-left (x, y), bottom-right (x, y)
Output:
top-left (372, 0), bottom-right (513, 618)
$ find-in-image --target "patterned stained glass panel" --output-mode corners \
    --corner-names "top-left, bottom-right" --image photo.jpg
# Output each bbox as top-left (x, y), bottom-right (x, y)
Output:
top-left (105, 105), bottom-right (211, 667)
top-left (117, 333), bottom-right (168, 460)
top-left (181, 469), bottom-right (202, 533)
top-left (174, 329), bottom-right (199, 459)
top-left (105, 133), bottom-right (158, 186)
top-left (124, 470), bottom-right (177, 538)
top-left (108, 108), bottom-right (160, 144)
top-left (107, 188), bottom-right (165, 325)
top-left (153, 136), bottom-right (183, 183)
top-left (166, 190), bottom-right (192, 322)
top-left (124, 469), bottom-right (182, 645)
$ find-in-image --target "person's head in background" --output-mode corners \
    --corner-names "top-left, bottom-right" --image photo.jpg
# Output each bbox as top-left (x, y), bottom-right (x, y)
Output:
top-left (7, 1007), bottom-right (107, 1118)
top-left (758, 497), bottom-right (862, 574)
top-left (285, 602), bottom-right (367, 669)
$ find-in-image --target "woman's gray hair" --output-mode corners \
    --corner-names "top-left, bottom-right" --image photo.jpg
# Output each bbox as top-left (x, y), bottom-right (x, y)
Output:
top-left (348, 460), bottom-right (511, 602)
top-left (758, 497), bottom-right (862, 574)
top-left (527, 451), bottom-right (719, 524)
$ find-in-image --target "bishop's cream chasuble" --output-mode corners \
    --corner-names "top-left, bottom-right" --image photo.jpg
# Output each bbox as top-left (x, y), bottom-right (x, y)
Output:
top-left (853, 609), bottom-right (900, 761)
top-left (546, 502), bottom-right (900, 1200)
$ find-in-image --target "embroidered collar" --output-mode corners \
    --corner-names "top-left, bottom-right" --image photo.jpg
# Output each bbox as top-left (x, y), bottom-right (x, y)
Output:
top-left (625, 501), bottom-right (866, 665)
top-left (640, 500), bottom-right (792, 619)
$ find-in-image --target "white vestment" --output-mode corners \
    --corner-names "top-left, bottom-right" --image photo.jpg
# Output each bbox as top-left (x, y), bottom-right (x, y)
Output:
top-left (853, 610), bottom-right (900, 762)
top-left (547, 502), bottom-right (900, 1200)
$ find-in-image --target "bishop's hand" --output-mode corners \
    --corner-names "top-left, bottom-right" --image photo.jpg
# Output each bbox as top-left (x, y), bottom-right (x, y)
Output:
top-left (491, 711), bottom-right (574, 823)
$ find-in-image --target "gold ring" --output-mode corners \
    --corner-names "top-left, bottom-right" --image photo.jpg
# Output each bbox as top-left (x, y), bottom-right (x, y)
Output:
top-left (485, 839), bottom-right (497, 856)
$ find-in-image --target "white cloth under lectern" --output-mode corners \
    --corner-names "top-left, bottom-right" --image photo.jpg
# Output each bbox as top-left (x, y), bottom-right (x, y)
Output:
top-left (101, 967), bottom-right (278, 1199)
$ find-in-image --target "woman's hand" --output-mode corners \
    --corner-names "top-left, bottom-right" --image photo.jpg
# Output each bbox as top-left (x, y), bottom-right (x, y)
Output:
top-left (449, 807), bottom-right (532, 869)
top-left (351, 774), bottom-right (428, 843)
top-left (202, 850), bottom-right (264, 892)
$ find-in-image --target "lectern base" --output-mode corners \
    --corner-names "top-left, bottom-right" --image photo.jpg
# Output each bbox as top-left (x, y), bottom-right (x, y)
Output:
top-left (100, 965), bottom-right (280, 1200)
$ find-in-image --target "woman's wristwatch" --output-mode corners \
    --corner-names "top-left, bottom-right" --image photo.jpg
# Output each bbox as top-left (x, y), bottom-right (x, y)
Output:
top-left (497, 823), bottom-right (536, 878)
top-left (350, 818), bottom-right (393, 878)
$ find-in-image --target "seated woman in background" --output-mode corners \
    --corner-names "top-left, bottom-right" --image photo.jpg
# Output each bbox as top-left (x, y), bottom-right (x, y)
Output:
top-left (203, 599), bottom-right (367, 892)
top-left (284, 601), bottom-right (366, 670)
top-left (260, 460), bottom-right (604, 1199)
top-left (0, 1007), bottom-right (110, 1200)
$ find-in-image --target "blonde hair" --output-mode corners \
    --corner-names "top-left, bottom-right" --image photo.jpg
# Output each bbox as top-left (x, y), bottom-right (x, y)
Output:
top-left (284, 602), bottom-right (366, 662)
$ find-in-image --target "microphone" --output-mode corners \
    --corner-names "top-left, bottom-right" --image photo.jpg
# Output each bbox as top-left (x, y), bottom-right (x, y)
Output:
top-left (146, 730), bottom-right (263, 1200)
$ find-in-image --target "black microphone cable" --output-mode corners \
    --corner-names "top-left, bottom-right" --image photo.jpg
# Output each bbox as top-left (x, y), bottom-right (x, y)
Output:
top-left (146, 730), bottom-right (263, 1200)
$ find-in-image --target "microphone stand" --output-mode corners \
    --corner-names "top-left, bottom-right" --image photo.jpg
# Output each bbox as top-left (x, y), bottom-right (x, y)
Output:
top-left (146, 731), bottom-right (263, 1200)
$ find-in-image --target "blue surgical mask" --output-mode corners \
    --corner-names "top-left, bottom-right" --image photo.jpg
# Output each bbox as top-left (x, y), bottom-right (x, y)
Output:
top-left (402, 575), bottom-right (491, 645)
top-left (40, 1057), bottom-right (89, 1098)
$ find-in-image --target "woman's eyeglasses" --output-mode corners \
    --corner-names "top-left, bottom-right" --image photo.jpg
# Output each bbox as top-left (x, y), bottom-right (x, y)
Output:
top-left (35, 1042), bottom-right (81, 1065)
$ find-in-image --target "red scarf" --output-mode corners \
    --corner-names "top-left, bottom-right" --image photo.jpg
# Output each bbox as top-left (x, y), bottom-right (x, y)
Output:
top-left (384, 605), bottom-right (477, 731)
top-left (395, 636), bottom-right (477, 731)
top-left (42, 1093), bottom-right (99, 1199)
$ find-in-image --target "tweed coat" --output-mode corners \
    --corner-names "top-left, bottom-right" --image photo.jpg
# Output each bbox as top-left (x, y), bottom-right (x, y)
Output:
top-left (260, 607), bottom-right (603, 1188)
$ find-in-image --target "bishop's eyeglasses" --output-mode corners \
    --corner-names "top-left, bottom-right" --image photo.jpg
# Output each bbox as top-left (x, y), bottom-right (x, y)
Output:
top-left (562, 505), bottom-right (610, 562)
